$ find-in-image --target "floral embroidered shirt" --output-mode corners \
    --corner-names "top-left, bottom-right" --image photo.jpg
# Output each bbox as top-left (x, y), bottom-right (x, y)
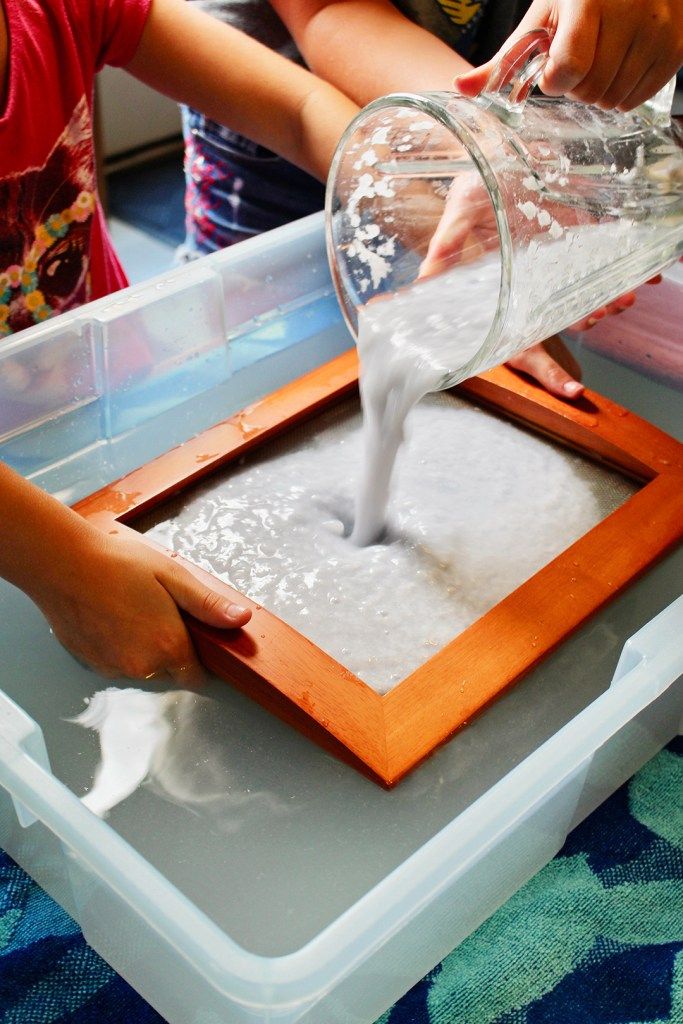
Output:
top-left (0, 0), bottom-right (151, 337)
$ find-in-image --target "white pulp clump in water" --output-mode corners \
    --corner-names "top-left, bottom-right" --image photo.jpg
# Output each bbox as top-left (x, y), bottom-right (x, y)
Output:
top-left (145, 398), bottom-right (634, 694)
top-left (70, 687), bottom-right (285, 820)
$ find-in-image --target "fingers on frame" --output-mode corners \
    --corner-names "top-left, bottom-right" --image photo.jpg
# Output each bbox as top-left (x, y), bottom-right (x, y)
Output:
top-left (506, 344), bottom-right (584, 400)
top-left (154, 638), bottom-right (204, 686)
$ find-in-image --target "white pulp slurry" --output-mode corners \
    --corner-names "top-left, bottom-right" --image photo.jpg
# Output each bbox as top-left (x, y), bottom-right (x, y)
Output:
top-left (151, 218), bottom-right (662, 691)
top-left (350, 217), bottom-right (673, 544)
top-left (145, 398), bottom-right (634, 694)
top-left (351, 256), bottom-right (500, 545)
top-left (71, 688), bottom-right (200, 817)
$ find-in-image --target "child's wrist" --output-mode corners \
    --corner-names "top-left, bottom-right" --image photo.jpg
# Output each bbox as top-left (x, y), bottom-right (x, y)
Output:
top-left (21, 509), bottom-right (107, 606)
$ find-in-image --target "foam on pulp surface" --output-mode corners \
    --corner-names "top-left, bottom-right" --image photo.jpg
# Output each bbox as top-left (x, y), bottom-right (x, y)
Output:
top-left (143, 395), bottom-right (637, 693)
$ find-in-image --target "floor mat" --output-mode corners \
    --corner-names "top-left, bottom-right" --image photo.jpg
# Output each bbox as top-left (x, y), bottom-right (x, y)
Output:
top-left (1, 738), bottom-right (682, 1024)
top-left (106, 154), bottom-right (186, 249)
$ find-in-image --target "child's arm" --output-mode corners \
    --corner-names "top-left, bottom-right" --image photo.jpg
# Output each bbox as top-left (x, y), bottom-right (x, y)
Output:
top-left (125, 0), bottom-right (359, 184)
top-left (0, 462), bottom-right (250, 680)
top-left (258, 0), bottom-right (586, 398)
top-left (456, 0), bottom-right (683, 111)
top-left (271, 0), bottom-right (473, 100)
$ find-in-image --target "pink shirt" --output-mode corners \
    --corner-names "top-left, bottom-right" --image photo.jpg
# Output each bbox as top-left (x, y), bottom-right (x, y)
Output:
top-left (0, 0), bottom-right (152, 337)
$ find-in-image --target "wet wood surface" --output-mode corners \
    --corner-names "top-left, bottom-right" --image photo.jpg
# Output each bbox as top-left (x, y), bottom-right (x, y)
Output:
top-left (75, 352), bottom-right (683, 785)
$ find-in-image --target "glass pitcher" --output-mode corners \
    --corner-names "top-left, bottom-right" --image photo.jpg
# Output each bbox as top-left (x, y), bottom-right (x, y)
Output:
top-left (325, 29), bottom-right (683, 388)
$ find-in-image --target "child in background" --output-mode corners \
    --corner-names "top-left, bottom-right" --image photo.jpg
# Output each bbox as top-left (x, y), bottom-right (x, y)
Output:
top-left (178, 0), bottom-right (327, 257)
top-left (181, 0), bottom-right (683, 397)
top-left (0, 0), bottom-right (358, 682)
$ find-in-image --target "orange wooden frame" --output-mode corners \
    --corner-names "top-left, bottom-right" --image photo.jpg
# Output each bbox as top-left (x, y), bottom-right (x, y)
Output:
top-left (75, 351), bottom-right (683, 786)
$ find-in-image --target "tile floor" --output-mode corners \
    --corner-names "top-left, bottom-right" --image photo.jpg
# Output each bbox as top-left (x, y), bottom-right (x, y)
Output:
top-left (106, 152), bottom-right (185, 284)
top-left (108, 215), bottom-right (177, 284)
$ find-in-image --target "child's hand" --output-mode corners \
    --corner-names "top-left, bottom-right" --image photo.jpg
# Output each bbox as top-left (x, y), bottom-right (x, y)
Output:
top-left (455, 0), bottom-right (683, 111)
top-left (506, 335), bottom-right (583, 398)
top-left (417, 176), bottom-right (586, 396)
top-left (34, 529), bottom-right (250, 682)
top-left (418, 171), bottom-right (498, 279)
top-left (417, 170), bottom-right (664, 399)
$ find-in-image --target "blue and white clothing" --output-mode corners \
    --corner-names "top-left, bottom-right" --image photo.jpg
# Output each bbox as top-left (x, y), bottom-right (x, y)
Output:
top-left (180, 0), bottom-right (530, 254)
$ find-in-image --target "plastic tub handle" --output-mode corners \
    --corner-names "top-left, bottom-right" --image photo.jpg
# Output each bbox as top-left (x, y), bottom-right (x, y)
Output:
top-left (0, 691), bottom-right (51, 827)
top-left (610, 595), bottom-right (683, 701)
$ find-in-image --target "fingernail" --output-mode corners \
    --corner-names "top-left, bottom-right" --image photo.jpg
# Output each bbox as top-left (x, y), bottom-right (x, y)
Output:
top-left (563, 381), bottom-right (583, 397)
top-left (227, 602), bottom-right (249, 618)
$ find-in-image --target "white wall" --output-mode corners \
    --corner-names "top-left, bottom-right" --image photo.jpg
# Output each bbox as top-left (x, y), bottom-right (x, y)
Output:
top-left (96, 67), bottom-right (182, 159)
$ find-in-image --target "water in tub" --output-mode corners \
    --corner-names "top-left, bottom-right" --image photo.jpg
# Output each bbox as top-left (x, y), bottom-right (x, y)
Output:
top-left (71, 686), bottom-right (285, 819)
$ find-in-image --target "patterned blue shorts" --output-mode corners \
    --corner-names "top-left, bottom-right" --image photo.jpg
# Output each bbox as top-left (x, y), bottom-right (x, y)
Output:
top-left (180, 107), bottom-right (326, 256)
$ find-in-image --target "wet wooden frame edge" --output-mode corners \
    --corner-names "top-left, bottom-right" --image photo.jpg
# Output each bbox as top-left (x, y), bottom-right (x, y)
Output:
top-left (74, 350), bottom-right (683, 786)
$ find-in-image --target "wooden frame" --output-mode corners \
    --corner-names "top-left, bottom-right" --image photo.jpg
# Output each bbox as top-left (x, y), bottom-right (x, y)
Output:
top-left (75, 351), bottom-right (683, 786)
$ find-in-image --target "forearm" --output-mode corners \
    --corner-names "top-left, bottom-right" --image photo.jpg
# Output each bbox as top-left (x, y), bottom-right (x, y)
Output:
top-left (0, 462), bottom-right (97, 605)
top-left (126, 0), bottom-right (358, 181)
top-left (0, 460), bottom-right (251, 681)
top-left (272, 0), bottom-right (471, 103)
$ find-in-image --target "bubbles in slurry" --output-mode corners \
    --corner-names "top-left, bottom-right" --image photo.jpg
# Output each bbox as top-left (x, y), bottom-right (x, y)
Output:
top-left (143, 394), bottom-right (634, 693)
top-left (321, 518), bottom-right (345, 537)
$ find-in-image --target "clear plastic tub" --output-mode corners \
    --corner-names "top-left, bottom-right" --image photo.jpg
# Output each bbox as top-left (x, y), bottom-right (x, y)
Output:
top-left (0, 212), bottom-right (680, 1023)
top-left (0, 214), bottom-right (346, 504)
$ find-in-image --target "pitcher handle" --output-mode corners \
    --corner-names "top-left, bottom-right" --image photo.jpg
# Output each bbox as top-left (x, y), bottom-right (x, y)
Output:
top-left (637, 77), bottom-right (676, 127)
top-left (477, 29), bottom-right (551, 128)
top-left (478, 27), bottom-right (676, 129)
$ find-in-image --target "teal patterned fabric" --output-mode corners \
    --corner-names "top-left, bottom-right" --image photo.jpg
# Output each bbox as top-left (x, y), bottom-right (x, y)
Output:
top-left (1, 738), bottom-right (682, 1024)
